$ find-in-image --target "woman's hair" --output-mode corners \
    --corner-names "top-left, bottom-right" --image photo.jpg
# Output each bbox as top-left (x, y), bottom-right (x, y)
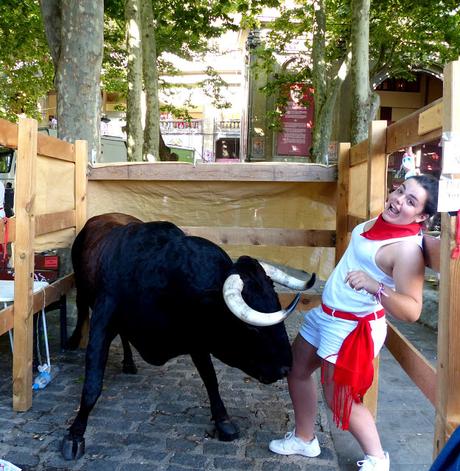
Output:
top-left (406, 174), bottom-right (439, 217)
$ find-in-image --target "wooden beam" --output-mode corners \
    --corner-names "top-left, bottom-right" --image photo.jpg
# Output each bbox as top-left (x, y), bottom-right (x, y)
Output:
top-left (434, 58), bottom-right (460, 456)
top-left (35, 210), bottom-right (76, 236)
top-left (385, 320), bottom-right (436, 406)
top-left (386, 102), bottom-right (443, 155)
top-left (88, 161), bottom-right (337, 182)
top-left (0, 119), bottom-right (18, 148)
top-left (364, 121), bottom-right (388, 417)
top-left (31, 274), bottom-right (75, 313)
top-left (278, 292), bottom-right (321, 310)
top-left (0, 305), bottom-right (13, 336)
top-left (37, 133), bottom-right (75, 162)
top-left (12, 118), bottom-right (37, 411)
top-left (335, 143), bottom-right (351, 264)
top-left (0, 274), bottom-right (75, 337)
top-left (367, 121), bottom-right (388, 219)
top-left (182, 227), bottom-right (336, 247)
top-left (0, 217), bottom-right (15, 243)
top-left (75, 140), bottom-right (88, 235)
top-left (349, 140), bottom-right (368, 167)
top-left (418, 99), bottom-right (443, 135)
top-left (423, 235), bottom-right (441, 273)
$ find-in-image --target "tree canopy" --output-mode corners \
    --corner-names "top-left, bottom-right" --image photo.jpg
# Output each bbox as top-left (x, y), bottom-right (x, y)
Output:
top-left (0, 0), bottom-right (53, 121)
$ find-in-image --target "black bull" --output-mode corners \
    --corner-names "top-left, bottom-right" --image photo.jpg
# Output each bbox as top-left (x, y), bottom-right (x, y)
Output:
top-left (62, 213), bottom-right (315, 460)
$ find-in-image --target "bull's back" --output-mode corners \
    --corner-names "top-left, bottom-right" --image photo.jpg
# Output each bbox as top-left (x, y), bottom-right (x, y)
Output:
top-left (98, 223), bottom-right (233, 311)
top-left (72, 213), bottom-right (143, 303)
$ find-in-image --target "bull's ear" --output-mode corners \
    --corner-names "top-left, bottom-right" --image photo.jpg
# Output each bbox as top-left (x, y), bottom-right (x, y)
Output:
top-left (222, 274), bottom-right (297, 327)
top-left (259, 262), bottom-right (316, 291)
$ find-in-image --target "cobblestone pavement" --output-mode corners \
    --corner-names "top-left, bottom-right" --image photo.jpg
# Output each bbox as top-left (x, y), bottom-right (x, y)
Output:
top-left (0, 305), bottom-right (339, 471)
top-left (0, 282), bottom-right (438, 471)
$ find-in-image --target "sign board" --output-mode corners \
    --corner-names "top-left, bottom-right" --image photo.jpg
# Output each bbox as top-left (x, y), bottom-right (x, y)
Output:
top-left (276, 86), bottom-right (314, 157)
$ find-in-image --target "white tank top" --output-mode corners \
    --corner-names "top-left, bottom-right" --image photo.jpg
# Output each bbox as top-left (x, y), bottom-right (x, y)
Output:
top-left (322, 219), bottom-right (423, 315)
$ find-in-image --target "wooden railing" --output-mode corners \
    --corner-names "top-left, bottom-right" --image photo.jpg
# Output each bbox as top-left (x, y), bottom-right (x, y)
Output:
top-left (0, 118), bottom-right (87, 411)
top-left (335, 58), bottom-right (460, 457)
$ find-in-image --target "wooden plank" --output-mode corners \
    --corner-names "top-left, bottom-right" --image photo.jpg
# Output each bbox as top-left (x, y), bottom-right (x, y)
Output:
top-left (35, 210), bottom-right (76, 236)
top-left (37, 133), bottom-right (75, 162)
top-left (31, 273), bottom-right (75, 313)
top-left (0, 118), bottom-right (18, 148)
top-left (423, 234), bottom-right (441, 272)
top-left (348, 162), bottom-right (368, 219)
top-left (347, 215), bottom-right (365, 232)
top-left (0, 305), bottom-right (14, 336)
top-left (349, 140), bottom-right (368, 167)
top-left (335, 143), bottom-right (351, 264)
top-left (367, 121), bottom-right (388, 219)
top-left (386, 103), bottom-right (443, 155)
top-left (75, 140), bottom-right (88, 234)
top-left (182, 227), bottom-right (336, 247)
top-left (0, 217), bottom-right (15, 243)
top-left (418, 100), bottom-right (443, 135)
top-left (278, 292), bottom-right (321, 310)
top-left (364, 121), bottom-right (388, 416)
top-left (385, 320), bottom-right (436, 406)
top-left (0, 274), bottom-right (75, 337)
top-left (88, 161), bottom-right (338, 182)
top-left (434, 58), bottom-right (460, 456)
top-left (12, 118), bottom-right (37, 411)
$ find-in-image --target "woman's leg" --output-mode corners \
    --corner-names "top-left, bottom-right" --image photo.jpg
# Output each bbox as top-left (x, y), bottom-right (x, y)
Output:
top-left (322, 362), bottom-right (386, 459)
top-left (288, 335), bottom-right (322, 441)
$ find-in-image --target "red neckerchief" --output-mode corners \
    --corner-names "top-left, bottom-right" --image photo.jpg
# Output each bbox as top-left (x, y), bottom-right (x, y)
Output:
top-left (361, 214), bottom-right (421, 240)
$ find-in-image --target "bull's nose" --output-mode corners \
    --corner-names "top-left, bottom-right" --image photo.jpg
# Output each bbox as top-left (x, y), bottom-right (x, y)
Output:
top-left (280, 366), bottom-right (291, 377)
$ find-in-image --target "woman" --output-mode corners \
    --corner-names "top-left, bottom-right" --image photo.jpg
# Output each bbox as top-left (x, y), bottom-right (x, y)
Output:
top-left (269, 174), bottom-right (439, 471)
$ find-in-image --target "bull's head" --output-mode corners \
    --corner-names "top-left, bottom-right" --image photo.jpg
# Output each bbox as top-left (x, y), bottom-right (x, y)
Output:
top-left (222, 260), bottom-right (316, 327)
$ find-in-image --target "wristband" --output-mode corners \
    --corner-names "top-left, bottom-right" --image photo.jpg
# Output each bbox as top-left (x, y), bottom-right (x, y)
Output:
top-left (374, 282), bottom-right (388, 303)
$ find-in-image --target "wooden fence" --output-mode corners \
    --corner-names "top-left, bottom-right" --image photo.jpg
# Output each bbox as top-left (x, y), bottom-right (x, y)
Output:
top-left (0, 118), bottom-right (87, 411)
top-left (0, 58), bottom-right (458, 462)
top-left (335, 58), bottom-right (460, 456)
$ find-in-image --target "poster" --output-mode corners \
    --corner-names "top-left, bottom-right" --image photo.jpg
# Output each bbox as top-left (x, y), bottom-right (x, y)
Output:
top-left (276, 86), bottom-right (314, 157)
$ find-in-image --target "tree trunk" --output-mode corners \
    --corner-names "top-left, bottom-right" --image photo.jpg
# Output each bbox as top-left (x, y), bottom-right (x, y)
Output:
top-left (125, 0), bottom-right (144, 162)
top-left (40, 0), bottom-right (103, 162)
top-left (141, 0), bottom-right (160, 161)
top-left (312, 59), bottom-right (349, 163)
top-left (350, 0), bottom-right (371, 145)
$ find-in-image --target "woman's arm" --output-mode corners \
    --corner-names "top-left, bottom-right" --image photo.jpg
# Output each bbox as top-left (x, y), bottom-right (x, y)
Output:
top-left (345, 241), bottom-right (426, 322)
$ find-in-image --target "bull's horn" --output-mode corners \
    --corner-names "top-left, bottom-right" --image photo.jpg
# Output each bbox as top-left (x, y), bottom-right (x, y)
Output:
top-left (259, 262), bottom-right (316, 291)
top-left (222, 274), bottom-right (301, 327)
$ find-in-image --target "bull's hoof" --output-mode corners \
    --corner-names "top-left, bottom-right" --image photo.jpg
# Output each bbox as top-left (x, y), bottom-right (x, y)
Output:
top-left (215, 419), bottom-right (240, 442)
top-left (61, 434), bottom-right (85, 460)
top-left (122, 360), bottom-right (138, 375)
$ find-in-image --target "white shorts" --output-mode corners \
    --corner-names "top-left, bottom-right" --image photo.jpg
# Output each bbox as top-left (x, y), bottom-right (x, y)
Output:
top-left (298, 304), bottom-right (387, 364)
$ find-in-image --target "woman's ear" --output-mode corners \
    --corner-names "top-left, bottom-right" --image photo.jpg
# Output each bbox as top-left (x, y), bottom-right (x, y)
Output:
top-left (415, 213), bottom-right (429, 224)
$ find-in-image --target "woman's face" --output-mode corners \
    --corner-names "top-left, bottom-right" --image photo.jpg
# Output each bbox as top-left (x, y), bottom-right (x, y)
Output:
top-left (383, 179), bottom-right (429, 225)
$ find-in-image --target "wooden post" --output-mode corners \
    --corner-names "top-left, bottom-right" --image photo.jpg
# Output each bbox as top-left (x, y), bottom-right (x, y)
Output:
top-left (366, 120), bottom-right (388, 219)
top-left (12, 118), bottom-right (37, 411)
top-left (336, 143), bottom-right (351, 264)
top-left (363, 120), bottom-right (388, 418)
top-left (434, 58), bottom-right (460, 456)
top-left (75, 139), bottom-right (88, 234)
top-left (74, 139), bottom-right (89, 347)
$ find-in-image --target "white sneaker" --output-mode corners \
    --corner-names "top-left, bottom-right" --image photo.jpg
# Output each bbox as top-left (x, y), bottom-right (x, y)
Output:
top-left (269, 430), bottom-right (321, 457)
top-left (357, 452), bottom-right (390, 471)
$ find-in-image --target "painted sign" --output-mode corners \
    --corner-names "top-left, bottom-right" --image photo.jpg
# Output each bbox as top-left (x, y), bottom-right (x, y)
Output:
top-left (276, 86), bottom-right (314, 157)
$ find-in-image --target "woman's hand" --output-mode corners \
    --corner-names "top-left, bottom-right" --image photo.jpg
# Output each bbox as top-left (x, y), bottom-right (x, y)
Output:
top-left (345, 270), bottom-right (379, 295)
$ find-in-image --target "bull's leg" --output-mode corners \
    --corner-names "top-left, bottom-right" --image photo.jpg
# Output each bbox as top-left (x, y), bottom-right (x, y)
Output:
top-left (66, 291), bottom-right (89, 350)
top-left (191, 352), bottom-right (239, 442)
top-left (121, 334), bottom-right (137, 374)
top-left (61, 297), bottom-right (117, 460)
